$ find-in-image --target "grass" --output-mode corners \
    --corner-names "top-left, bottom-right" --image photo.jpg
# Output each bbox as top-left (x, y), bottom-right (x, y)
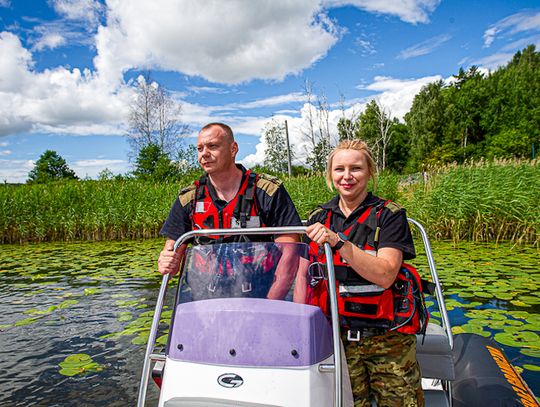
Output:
top-left (1, 159), bottom-right (538, 246)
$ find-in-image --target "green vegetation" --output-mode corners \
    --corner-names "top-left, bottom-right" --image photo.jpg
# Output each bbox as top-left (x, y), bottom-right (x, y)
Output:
top-left (337, 45), bottom-right (540, 173)
top-left (1, 159), bottom-right (538, 245)
top-left (27, 150), bottom-right (78, 184)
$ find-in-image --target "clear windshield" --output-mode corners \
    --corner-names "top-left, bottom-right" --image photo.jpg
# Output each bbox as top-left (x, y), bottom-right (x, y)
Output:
top-left (176, 242), bottom-right (322, 304)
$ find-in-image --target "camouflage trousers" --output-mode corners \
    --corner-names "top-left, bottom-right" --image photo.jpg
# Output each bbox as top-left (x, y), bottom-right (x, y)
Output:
top-left (342, 330), bottom-right (424, 407)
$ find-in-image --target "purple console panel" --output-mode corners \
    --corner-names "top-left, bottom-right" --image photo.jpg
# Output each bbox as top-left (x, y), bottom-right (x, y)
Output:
top-left (167, 298), bottom-right (333, 367)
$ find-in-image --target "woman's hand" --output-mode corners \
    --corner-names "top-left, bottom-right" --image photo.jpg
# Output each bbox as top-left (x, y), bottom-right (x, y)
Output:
top-left (306, 222), bottom-right (340, 248)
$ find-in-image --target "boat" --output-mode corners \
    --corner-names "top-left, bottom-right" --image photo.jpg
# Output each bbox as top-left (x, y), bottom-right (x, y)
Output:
top-left (137, 221), bottom-right (539, 406)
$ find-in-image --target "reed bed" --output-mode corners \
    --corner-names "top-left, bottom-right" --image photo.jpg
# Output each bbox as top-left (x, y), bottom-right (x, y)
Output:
top-left (1, 160), bottom-right (538, 245)
top-left (403, 159), bottom-right (539, 246)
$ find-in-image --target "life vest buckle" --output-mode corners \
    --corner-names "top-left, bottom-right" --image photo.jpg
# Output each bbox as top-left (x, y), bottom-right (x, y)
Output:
top-left (241, 282), bottom-right (252, 293)
top-left (347, 329), bottom-right (361, 342)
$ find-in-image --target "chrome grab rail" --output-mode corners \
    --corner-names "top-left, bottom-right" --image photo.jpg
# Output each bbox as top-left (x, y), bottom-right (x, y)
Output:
top-left (137, 220), bottom-right (444, 407)
top-left (408, 218), bottom-right (453, 349)
top-left (137, 226), bottom-right (343, 407)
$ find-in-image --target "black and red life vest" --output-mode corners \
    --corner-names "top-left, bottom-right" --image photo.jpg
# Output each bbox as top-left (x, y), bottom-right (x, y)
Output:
top-left (179, 170), bottom-right (278, 298)
top-left (188, 170), bottom-right (265, 243)
top-left (307, 200), bottom-right (429, 335)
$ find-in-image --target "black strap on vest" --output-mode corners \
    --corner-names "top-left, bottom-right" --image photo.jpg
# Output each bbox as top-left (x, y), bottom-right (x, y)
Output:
top-left (232, 172), bottom-right (257, 228)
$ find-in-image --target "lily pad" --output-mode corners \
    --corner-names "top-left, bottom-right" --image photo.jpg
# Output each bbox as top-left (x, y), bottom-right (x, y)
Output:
top-left (520, 348), bottom-right (540, 358)
top-left (58, 353), bottom-right (104, 376)
top-left (522, 364), bottom-right (540, 372)
top-left (494, 331), bottom-right (540, 348)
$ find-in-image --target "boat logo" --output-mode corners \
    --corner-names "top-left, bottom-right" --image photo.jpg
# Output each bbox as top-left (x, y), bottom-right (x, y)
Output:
top-left (217, 373), bottom-right (244, 388)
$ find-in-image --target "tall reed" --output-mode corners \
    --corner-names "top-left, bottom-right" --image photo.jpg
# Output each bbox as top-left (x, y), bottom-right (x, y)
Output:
top-left (1, 160), bottom-right (538, 245)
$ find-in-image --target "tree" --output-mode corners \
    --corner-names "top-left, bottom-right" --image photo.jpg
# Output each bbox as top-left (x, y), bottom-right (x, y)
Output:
top-left (126, 73), bottom-right (190, 159)
top-left (404, 80), bottom-right (447, 170)
top-left (27, 150), bottom-right (78, 184)
top-left (357, 100), bottom-right (393, 170)
top-left (263, 119), bottom-right (289, 173)
top-left (132, 143), bottom-right (180, 182)
top-left (306, 138), bottom-right (332, 173)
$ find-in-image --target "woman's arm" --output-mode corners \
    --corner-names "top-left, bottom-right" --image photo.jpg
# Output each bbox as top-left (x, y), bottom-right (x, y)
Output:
top-left (306, 222), bottom-right (402, 289)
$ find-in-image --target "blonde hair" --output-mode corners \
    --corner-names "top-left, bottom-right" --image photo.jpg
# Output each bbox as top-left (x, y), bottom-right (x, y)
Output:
top-left (325, 139), bottom-right (377, 191)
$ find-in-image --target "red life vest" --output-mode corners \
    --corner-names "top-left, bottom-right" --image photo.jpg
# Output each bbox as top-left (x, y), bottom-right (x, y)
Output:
top-left (181, 170), bottom-right (278, 298)
top-left (189, 170), bottom-right (265, 242)
top-left (307, 200), bottom-right (429, 335)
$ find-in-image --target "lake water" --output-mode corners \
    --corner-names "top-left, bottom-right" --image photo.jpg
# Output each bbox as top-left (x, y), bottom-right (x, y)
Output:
top-left (0, 239), bottom-right (538, 406)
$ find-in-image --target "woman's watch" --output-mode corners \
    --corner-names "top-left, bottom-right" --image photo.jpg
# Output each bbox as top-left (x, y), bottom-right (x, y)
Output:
top-left (333, 232), bottom-right (348, 250)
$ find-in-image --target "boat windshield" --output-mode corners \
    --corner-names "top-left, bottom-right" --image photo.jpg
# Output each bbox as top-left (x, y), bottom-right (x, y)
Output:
top-left (176, 241), bottom-right (322, 305)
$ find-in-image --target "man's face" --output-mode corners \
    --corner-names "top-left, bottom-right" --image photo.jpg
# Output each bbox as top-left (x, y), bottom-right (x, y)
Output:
top-left (196, 126), bottom-right (238, 175)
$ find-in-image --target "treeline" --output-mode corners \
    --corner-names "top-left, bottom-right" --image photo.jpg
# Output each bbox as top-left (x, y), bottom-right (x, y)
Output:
top-left (335, 45), bottom-right (540, 173)
top-left (1, 159), bottom-right (538, 246)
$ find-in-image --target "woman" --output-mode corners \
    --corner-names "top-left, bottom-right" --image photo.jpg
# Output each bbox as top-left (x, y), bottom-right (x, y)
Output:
top-left (306, 139), bottom-right (424, 407)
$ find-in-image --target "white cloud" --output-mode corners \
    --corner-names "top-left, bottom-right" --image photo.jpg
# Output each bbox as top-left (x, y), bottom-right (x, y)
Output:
top-left (483, 10), bottom-right (540, 47)
top-left (0, 149), bottom-right (12, 156)
top-left (71, 158), bottom-right (128, 179)
top-left (225, 93), bottom-right (307, 110)
top-left (0, 159), bottom-right (34, 183)
top-left (94, 0), bottom-right (340, 85)
top-left (0, 0), bottom-right (10, 7)
top-left (323, 0), bottom-right (440, 24)
top-left (33, 32), bottom-right (66, 51)
top-left (241, 74), bottom-right (442, 167)
top-left (52, 0), bottom-right (104, 25)
top-left (187, 86), bottom-right (231, 95)
top-left (361, 75), bottom-right (441, 118)
top-left (355, 38), bottom-right (377, 56)
top-left (0, 31), bottom-right (132, 138)
top-left (397, 34), bottom-right (451, 59)
top-left (472, 52), bottom-right (515, 71)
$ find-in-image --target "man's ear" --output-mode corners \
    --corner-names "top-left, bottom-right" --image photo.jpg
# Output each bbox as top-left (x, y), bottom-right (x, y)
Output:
top-left (231, 141), bottom-right (239, 157)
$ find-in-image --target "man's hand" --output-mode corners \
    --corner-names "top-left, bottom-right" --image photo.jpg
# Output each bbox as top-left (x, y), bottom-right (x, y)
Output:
top-left (158, 239), bottom-right (186, 275)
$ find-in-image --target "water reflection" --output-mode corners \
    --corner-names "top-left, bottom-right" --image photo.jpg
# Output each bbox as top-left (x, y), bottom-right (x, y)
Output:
top-left (0, 239), bottom-right (538, 405)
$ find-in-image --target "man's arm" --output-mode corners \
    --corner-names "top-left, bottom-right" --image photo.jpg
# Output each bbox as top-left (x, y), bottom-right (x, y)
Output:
top-left (158, 238), bottom-right (187, 275)
top-left (266, 234), bottom-right (300, 300)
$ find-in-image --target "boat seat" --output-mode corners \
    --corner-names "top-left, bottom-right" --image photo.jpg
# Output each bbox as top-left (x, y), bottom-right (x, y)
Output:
top-left (416, 323), bottom-right (455, 380)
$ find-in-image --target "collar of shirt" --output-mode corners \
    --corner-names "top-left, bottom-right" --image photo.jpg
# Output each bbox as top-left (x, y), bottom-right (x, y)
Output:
top-left (205, 164), bottom-right (248, 210)
top-left (321, 192), bottom-right (379, 231)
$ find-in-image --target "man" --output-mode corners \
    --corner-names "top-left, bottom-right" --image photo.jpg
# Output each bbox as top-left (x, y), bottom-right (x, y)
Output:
top-left (158, 123), bottom-right (302, 298)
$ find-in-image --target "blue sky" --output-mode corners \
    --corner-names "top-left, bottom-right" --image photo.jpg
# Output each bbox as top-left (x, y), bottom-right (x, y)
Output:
top-left (1, 0), bottom-right (539, 183)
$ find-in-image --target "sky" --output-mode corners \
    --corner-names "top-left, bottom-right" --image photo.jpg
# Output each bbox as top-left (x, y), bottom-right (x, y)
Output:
top-left (1, 0), bottom-right (539, 183)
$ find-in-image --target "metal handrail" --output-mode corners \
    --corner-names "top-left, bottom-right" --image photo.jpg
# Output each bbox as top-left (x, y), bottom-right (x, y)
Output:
top-left (408, 218), bottom-right (453, 349)
top-left (137, 220), bottom-right (444, 407)
top-left (137, 226), bottom-right (343, 407)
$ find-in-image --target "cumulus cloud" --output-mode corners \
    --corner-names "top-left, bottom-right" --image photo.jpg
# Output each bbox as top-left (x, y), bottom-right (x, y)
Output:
top-left (241, 74), bottom-right (442, 167)
top-left (0, 31), bottom-right (132, 138)
top-left (397, 34), bottom-right (451, 59)
top-left (483, 10), bottom-right (540, 47)
top-left (323, 0), bottom-right (440, 24)
top-left (94, 0), bottom-right (341, 85)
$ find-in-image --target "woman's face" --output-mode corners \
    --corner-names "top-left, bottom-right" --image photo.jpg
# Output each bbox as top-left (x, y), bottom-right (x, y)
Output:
top-left (331, 149), bottom-right (371, 200)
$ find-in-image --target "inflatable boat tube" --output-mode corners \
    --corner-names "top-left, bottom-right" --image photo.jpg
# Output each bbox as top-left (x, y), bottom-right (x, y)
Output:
top-left (452, 333), bottom-right (538, 407)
